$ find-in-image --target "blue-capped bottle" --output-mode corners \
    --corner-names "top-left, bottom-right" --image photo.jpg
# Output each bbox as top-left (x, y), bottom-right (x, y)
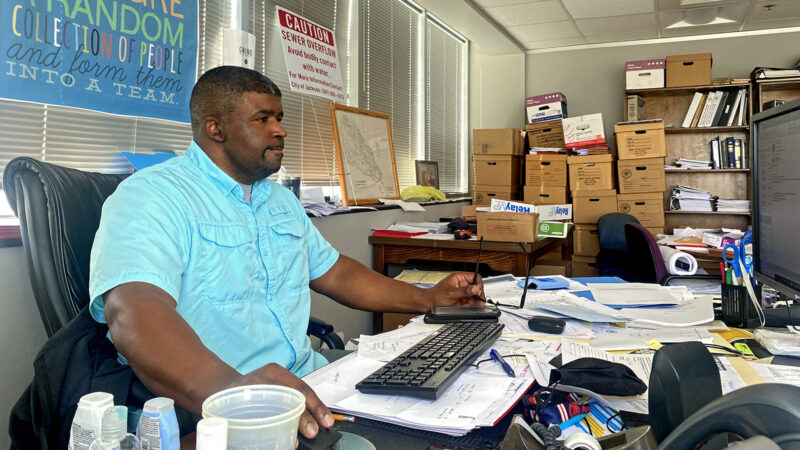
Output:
top-left (137, 397), bottom-right (180, 450)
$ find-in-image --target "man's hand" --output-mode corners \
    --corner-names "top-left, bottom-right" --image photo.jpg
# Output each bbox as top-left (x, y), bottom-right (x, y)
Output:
top-left (426, 272), bottom-right (485, 308)
top-left (237, 363), bottom-right (334, 439)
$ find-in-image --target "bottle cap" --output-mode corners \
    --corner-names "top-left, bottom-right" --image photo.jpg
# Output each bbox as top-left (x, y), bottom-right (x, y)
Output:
top-left (143, 397), bottom-right (175, 413)
top-left (100, 406), bottom-right (127, 442)
top-left (196, 417), bottom-right (228, 450)
top-left (78, 392), bottom-right (114, 409)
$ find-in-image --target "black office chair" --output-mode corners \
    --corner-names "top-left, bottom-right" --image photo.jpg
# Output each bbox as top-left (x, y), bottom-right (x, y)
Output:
top-left (3, 156), bottom-right (343, 348)
top-left (595, 212), bottom-right (640, 279)
top-left (657, 383), bottom-right (800, 449)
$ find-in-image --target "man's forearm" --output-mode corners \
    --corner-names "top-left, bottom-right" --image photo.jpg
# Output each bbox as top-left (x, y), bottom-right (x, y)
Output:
top-left (311, 256), bottom-right (430, 313)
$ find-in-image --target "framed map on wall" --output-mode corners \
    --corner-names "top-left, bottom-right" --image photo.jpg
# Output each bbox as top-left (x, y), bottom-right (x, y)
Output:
top-left (329, 103), bottom-right (400, 206)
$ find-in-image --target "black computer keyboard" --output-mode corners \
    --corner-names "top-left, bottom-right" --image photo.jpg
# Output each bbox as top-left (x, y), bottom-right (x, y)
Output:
top-left (355, 322), bottom-right (505, 400)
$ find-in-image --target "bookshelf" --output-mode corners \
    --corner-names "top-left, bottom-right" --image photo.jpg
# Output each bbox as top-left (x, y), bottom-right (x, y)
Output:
top-left (752, 77), bottom-right (800, 114)
top-left (624, 82), bottom-right (752, 231)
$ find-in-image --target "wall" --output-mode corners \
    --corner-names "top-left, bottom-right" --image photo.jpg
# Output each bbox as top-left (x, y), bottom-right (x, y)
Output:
top-left (526, 31), bottom-right (800, 142)
top-left (471, 52), bottom-right (526, 129)
top-left (0, 246), bottom-right (45, 448)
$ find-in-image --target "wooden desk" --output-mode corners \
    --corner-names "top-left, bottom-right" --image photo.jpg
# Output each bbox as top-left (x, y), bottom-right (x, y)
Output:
top-left (369, 236), bottom-right (562, 332)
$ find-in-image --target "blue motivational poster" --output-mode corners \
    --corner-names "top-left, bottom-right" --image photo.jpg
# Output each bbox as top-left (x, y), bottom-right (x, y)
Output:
top-left (1, 0), bottom-right (197, 122)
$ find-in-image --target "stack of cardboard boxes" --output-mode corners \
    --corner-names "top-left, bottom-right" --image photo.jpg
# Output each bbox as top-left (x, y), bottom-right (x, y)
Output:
top-left (472, 129), bottom-right (525, 205)
top-left (614, 121), bottom-right (667, 236)
top-left (566, 115), bottom-right (616, 277)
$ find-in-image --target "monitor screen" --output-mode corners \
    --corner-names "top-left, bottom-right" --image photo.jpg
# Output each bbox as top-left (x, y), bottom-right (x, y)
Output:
top-left (753, 99), bottom-right (800, 297)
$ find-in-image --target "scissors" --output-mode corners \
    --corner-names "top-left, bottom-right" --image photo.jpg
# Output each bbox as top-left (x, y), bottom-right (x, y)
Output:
top-left (723, 231), bottom-right (753, 284)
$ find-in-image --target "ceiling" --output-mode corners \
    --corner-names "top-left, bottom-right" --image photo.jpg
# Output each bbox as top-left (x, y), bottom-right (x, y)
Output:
top-left (470, 0), bottom-right (800, 51)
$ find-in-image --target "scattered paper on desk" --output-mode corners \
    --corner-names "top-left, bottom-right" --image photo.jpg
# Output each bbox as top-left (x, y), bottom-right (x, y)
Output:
top-left (394, 270), bottom-right (451, 287)
top-left (754, 328), bottom-right (800, 357)
top-left (588, 283), bottom-right (687, 308)
top-left (749, 361), bottom-right (800, 387)
top-left (619, 295), bottom-right (715, 327)
top-left (524, 290), bottom-right (631, 322)
top-left (356, 324), bottom-right (433, 362)
top-left (590, 325), bottom-right (713, 351)
top-left (717, 357), bottom-right (747, 395)
top-left (380, 198), bottom-right (426, 211)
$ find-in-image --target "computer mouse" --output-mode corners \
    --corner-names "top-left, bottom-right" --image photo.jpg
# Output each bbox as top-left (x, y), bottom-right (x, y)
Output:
top-left (528, 316), bottom-right (566, 334)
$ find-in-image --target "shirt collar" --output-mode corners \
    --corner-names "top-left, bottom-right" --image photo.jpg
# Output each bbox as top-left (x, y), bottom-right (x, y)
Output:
top-left (186, 140), bottom-right (273, 202)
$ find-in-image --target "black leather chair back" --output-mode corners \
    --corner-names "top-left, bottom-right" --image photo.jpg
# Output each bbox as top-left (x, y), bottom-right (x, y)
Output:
top-left (3, 157), bottom-right (128, 337)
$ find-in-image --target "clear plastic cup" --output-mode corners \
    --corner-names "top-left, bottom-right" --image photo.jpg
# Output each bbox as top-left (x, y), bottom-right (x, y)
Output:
top-left (201, 385), bottom-right (305, 449)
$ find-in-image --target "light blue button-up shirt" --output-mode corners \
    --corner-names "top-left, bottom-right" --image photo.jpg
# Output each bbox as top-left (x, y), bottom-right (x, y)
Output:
top-left (89, 141), bottom-right (339, 376)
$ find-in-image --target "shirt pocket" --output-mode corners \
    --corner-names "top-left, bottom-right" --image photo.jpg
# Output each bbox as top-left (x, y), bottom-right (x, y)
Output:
top-left (197, 222), bottom-right (261, 304)
top-left (269, 218), bottom-right (309, 290)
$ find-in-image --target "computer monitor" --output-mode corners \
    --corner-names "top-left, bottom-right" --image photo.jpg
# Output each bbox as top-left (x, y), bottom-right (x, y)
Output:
top-left (752, 97), bottom-right (800, 298)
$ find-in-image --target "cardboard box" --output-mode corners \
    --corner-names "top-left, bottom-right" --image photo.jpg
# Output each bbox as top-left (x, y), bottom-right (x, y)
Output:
top-left (530, 258), bottom-right (572, 277)
top-left (572, 255), bottom-right (599, 277)
top-left (625, 59), bottom-right (665, 89)
top-left (525, 154), bottom-right (568, 186)
top-left (627, 95), bottom-right (646, 121)
top-left (647, 227), bottom-right (665, 236)
top-left (473, 128), bottom-right (525, 155)
top-left (526, 92), bottom-right (567, 124)
top-left (666, 53), bottom-right (712, 88)
top-left (489, 199), bottom-right (571, 221)
top-left (477, 211), bottom-right (539, 242)
top-left (617, 158), bottom-right (666, 193)
top-left (567, 154), bottom-right (615, 191)
top-left (572, 189), bottom-right (617, 224)
top-left (462, 205), bottom-right (480, 221)
top-left (538, 221), bottom-right (572, 238)
top-left (617, 193), bottom-right (665, 228)
top-left (473, 155), bottom-right (521, 186)
top-left (573, 224), bottom-right (600, 257)
top-left (473, 185), bottom-right (520, 206)
top-left (525, 120), bottom-right (566, 149)
top-left (524, 186), bottom-right (569, 205)
top-left (562, 114), bottom-right (606, 148)
top-left (614, 121), bottom-right (667, 160)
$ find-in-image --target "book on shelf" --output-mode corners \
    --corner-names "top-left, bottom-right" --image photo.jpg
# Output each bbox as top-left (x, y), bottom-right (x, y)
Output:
top-left (715, 199), bottom-right (750, 213)
top-left (715, 91), bottom-right (738, 126)
top-left (710, 91), bottom-right (729, 127)
top-left (690, 93), bottom-right (707, 127)
top-left (698, 91), bottom-right (722, 127)
top-left (751, 67), bottom-right (800, 80)
top-left (710, 137), bottom-right (721, 169)
top-left (682, 92), bottom-right (704, 128)
top-left (726, 90), bottom-right (745, 127)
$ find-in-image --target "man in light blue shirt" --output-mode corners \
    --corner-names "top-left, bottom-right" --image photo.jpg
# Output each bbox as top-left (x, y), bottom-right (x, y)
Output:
top-left (89, 66), bottom-right (485, 440)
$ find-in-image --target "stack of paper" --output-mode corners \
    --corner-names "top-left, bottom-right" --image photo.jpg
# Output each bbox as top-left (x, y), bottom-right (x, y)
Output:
top-left (303, 324), bottom-right (534, 436)
top-left (529, 147), bottom-right (566, 154)
top-left (673, 158), bottom-right (712, 169)
top-left (670, 185), bottom-right (714, 212)
top-left (715, 199), bottom-right (750, 213)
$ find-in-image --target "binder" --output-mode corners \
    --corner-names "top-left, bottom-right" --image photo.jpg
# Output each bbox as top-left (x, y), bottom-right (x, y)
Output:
top-left (734, 139), bottom-right (743, 169)
top-left (682, 92), bottom-right (703, 128)
top-left (716, 91), bottom-right (738, 126)
top-left (725, 137), bottom-right (735, 169)
top-left (710, 137), bottom-right (720, 169)
top-left (726, 90), bottom-right (744, 127)
top-left (711, 91), bottom-right (729, 127)
top-left (690, 94), bottom-right (707, 127)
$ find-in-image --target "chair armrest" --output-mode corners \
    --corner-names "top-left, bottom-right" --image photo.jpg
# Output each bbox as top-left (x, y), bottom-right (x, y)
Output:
top-left (308, 316), bottom-right (344, 350)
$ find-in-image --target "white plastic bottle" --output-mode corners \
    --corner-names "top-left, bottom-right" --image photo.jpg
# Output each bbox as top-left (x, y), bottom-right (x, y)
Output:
top-left (69, 392), bottom-right (114, 450)
top-left (137, 397), bottom-right (180, 450)
top-left (90, 406), bottom-right (140, 450)
top-left (195, 417), bottom-right (228, 450)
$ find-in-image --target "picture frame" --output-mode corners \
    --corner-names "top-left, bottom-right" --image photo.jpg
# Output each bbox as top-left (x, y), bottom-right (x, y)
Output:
top-left (415, 160), bottom-right (439, 189)
top-left (329, 103), bottom-right (400, 206)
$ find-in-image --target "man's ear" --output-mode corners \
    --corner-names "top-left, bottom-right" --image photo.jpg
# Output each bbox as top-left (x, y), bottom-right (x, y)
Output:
top-left (204, 116), bottom-right (225, 143)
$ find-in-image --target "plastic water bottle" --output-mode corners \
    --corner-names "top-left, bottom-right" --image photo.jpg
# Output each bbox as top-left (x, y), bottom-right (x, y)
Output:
top-left (91, 406), bottom-right (140, 450)
top-left (196, 417), bottom-right (228, 450)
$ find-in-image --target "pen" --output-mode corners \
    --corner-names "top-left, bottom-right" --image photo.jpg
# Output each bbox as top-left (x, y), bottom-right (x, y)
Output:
top-left (332, 414), bottom-right (355, 423)
top-left (490, 349), bottom-right (515, 378)
top-left (472, 237), bottom-right (486, 302)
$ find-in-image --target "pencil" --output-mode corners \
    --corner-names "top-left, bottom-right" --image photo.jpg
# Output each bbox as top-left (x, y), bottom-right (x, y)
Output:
top-left (332, 414), bottom-right (355, 423)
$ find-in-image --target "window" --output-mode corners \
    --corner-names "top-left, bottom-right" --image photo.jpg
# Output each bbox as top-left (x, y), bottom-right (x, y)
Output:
top-left (361, 0), bottom-right (469, 194)
top-left (0, 0), bottom-right (468, 194)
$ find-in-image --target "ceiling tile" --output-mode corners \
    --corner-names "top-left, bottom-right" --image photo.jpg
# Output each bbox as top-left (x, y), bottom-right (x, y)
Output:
top-left (522, 36), bottom-right (587, 49)
top-left (657, 0), bottom-right (747, 13)
top-left (750, 0), bottom-right (800, 20)
top-left (485, 1), bottom-right (570, 26)
top-left (585, 30), bottom-right (660, 43)
top-left (577, 13), bottom-right (657, 35)
top-left (562, 0), bottom-right (654, 19)
top-left (746, 18), bottom-right (800, 29)
top-left (507, 20), bottom-right (582, 41)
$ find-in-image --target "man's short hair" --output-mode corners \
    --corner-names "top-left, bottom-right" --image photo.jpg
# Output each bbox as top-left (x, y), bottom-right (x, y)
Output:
top-left (190, 66), bottom-right (282, 134)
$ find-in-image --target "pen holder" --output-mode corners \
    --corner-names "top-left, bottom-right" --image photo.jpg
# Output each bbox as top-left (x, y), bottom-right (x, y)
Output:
top-left (721, 283), bottom-right (762, 328)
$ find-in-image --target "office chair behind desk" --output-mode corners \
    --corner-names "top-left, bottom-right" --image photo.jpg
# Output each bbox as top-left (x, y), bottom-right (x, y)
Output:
top-left (3, 156), bottom-right (343, 344)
